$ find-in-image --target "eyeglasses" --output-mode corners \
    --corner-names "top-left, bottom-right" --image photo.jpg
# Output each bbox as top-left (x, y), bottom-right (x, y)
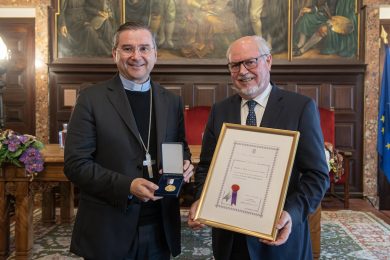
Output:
top-left (227, 54), bottom-right (269, 73)
top-left (117, 45), bottom-right (155, 56)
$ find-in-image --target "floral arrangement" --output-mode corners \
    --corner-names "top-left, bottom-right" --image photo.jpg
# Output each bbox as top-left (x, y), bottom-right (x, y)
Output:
top-left (324, 142), bottom-right (344, 182)
top-left (0, 129), bottom-right (44, 179)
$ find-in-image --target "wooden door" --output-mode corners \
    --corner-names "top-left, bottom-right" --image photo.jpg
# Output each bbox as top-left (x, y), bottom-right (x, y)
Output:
top-left (0, 18), bottom-right (35, 134)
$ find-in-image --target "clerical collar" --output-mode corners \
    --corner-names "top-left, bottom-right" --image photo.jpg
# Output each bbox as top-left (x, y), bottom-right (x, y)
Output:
top-left (119, 74), bottom-right (151, 92)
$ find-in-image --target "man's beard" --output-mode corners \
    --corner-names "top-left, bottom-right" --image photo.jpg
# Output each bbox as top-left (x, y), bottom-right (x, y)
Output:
top-left (232, 84), bottom-right (262, 98)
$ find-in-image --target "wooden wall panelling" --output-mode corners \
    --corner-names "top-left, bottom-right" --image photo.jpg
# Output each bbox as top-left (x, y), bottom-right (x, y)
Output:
top-left (152, 74), bottom-right (232, 108)
top-left (271, 64), bottom-right (365, 195)
top-left (152, 77), bottom-right (190, 107)
top-left (193, 83), bottom-right (219, 107)
top-left (333, 84), bottom-right (355, 110)
top-left (333, 74), bottom-right (364, 195)
top-left (49, 64), bottom-right (116, 142)
top-left (297, 84), bottom-right (321, 105)
top-left (192, 77), bottom-right (232, 106)
top-left (48, 64), bottom-right (366, 196)
top-left (227, 82), bottom-right (238, 97)
top-left (160, 82), bottom-right (186, 100)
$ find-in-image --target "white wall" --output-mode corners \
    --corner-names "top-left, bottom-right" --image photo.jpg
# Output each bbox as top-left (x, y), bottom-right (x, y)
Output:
top-left (0, 8), bottom-right (35, 18)
top-left (380, 6), bottom-right (390, 19)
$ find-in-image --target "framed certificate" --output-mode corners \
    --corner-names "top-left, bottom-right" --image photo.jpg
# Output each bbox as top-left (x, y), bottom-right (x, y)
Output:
top-left (194, 123), bottom-right (300, 241)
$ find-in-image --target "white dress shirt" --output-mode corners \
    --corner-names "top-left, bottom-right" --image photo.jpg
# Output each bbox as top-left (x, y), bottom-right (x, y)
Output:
top-left (240, 83), bottom-right (272, 126)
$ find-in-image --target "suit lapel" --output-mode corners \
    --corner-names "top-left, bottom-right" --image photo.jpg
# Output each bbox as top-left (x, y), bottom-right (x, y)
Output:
top-left (152, 82), bottom-right (167, 164)
top-left (106, 75), bottom-right (142, 147)
top-left (228, 94), bottom-right (242, 124)
top-left (260, 84), bottom-right (284, 128)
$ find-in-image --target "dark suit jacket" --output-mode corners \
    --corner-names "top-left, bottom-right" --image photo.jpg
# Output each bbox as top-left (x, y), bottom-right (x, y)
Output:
top-left (64, 74), bottom-right (190, 259)
top-left (195, 84), bottom-right (329, 260)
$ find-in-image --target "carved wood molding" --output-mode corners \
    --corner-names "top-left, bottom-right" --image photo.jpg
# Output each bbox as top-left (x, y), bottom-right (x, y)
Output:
top-left (30, 182), bottom-right (59, 194)
top-left (4, 182), bottom-right (15, 197)
top-left (4, 181), bottom-right (59, 197)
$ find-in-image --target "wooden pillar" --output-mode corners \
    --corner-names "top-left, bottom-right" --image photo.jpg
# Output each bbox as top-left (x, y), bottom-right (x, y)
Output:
top-left (41, 189), bottom-right (56, 224)
top-left (14, 180), bottom-right (33, 260)
top-left (308, 205), bottom-right (322, 260)
top-left (60, 182), bottom-right (74, 223)
top-left (0, 180), bottom-right (10, 260)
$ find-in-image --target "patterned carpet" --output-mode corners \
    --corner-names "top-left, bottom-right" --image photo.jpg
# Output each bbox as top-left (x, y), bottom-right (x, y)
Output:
top-left (320, 211), bottom-right (390, 260)
top-left (6, 210), bottom-right (390, 260)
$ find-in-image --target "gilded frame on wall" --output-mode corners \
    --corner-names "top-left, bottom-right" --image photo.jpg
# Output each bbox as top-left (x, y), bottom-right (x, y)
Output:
top-left (290, 0), bottom-right (360, 61)
top-left (52, 0), bottom-right (361, 63)
top-left (54, 0), bottom-right (123, 61)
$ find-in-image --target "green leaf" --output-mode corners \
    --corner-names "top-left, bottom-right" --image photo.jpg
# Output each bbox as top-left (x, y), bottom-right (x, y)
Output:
top-left (10, 149), bottom-right (23, 158)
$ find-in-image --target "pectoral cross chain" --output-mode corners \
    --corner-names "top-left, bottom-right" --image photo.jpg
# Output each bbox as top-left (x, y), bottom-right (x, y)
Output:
top-left (143, 153), bottom-right (155, 178)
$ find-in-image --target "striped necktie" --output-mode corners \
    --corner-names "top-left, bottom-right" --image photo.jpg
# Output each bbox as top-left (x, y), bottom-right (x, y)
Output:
top-left (246, 100), bottom-right (257, 126)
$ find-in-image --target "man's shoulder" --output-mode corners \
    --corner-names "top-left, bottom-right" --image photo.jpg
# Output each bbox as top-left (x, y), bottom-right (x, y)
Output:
top-left (80, 76), bottom-right (118, 94)
top-left (273, 85), bottom-right (313, 103)
top-left (214, 94), bottom-right (241, 108)
top-left (152, 81), bottom-right (180, 99)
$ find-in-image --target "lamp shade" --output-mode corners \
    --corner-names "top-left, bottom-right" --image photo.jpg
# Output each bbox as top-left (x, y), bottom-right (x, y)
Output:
top-left (0, 36), bottom-right (9, 61)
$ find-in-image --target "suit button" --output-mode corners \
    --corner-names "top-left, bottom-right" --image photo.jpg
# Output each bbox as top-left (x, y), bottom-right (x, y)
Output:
top-left (137, 165), bottom-right (142, 170)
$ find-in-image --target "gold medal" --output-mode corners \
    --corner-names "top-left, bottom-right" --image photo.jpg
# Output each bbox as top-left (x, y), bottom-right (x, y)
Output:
top-left (165, 184), bottom-right (176, 192)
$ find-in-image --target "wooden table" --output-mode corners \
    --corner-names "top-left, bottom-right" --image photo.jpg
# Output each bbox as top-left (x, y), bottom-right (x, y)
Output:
top-left (0, 144), bottom-right (201, 260)
top-left (0, 144), bottom-right (74, 260)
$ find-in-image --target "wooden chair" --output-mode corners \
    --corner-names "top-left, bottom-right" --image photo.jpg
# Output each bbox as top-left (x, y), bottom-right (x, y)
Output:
top-left (181, 106), bottom-right (211, 206)
top-left (308, 205), bottom-right (322, 260)
top-left (184, 105), bottom-right (211, 145)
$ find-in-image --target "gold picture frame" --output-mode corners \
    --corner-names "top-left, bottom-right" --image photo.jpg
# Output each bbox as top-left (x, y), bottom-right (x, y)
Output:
top-left (53, 0), bottom-right (123, 61)
top-left (51, 0), bottom-right (362, 63)
top-left (195, 123), bottom-right (300, 241)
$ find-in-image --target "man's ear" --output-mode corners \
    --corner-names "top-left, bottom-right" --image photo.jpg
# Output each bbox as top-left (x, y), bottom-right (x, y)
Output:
top-left (266, 55), bottom-right (273, 70)
top-left (112, 49), bottom-right (118, 63)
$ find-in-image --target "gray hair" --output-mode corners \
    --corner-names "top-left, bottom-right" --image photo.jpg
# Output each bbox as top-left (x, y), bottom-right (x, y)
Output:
top-left (226, 35), bottom-right (271, 61)
top-left (112, 21), bottom-right (157, 50)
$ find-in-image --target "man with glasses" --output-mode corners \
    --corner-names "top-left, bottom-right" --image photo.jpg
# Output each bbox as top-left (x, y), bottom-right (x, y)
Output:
top-left (64, 21), bottom-right (194, 259)
top-left (188, 35), bottom-right (329, 259)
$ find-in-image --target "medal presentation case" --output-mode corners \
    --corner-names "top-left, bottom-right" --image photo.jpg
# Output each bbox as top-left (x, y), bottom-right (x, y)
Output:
top-left (155, 143), bottom-right (184, 197)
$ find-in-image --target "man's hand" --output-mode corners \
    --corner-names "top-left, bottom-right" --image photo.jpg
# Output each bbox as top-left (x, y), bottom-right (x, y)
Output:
top-left (158, 160), bottom-right (194, 182)
top-left (60, 25), bottom-right (68, 38)
top-left (183, 160), bottom-right (194, 182)
top-left (260, 210), bottom-right (292, 246)
top-left (301, 7), bottom-right (312, 14)
top-left (130, 178), bottom-right (160, 202)
top-left (98, 10), bottom-right (109, 19)
top-left (187, 199), bottom-right (205, 230)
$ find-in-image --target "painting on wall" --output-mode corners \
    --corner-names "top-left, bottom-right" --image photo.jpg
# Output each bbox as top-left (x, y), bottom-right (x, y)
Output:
top-left (53, 0), bottom-right (360, 62)
top-left (123, 0), bottom-right (289, 60)
top-left (292, 0), bottom-right (359, 60)
top-left (55, 0), bottom-right (122, 59)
